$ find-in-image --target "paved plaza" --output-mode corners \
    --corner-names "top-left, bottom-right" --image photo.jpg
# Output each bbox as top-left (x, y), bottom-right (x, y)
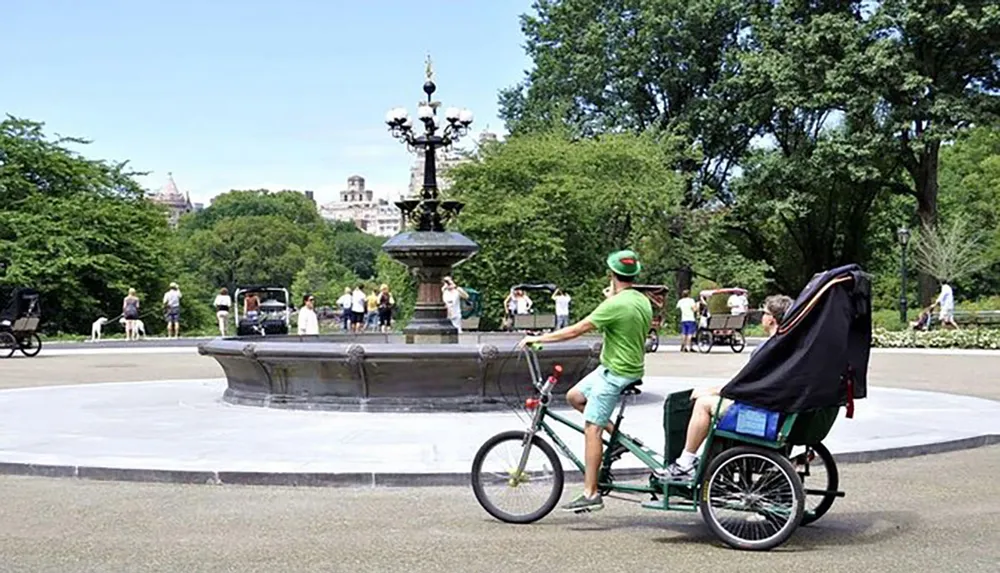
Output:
top-left (0, 345), bottom-right (998, 571)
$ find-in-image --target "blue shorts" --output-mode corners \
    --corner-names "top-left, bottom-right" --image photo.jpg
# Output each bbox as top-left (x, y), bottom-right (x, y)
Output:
top-left (165, 307), bottom-right (180, 322)
top-left (681, 321), bottom-right (697, 336)
top-left (570, 367), bottom-right (640, 427)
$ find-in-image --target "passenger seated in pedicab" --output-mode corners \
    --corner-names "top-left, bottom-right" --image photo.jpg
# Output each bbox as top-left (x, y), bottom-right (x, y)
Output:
top-left (658, 265), bottom-right (872, 482)
top-left (658, 294), bottom-right (794, 480)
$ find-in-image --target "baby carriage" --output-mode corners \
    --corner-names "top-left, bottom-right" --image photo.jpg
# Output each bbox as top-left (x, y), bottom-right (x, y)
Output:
top-left (0, 287), bottom-right (43, 358)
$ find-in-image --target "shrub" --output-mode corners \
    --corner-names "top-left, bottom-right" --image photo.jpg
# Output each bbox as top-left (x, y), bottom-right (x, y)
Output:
top-left (871, 309), bottom-right (907, 331)
top-left (871, 327), bottom-right (1000, 349)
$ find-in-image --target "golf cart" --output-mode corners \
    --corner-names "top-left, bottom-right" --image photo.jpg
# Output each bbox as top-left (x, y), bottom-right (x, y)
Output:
top-left (234, 286), bottom-right (291, 336)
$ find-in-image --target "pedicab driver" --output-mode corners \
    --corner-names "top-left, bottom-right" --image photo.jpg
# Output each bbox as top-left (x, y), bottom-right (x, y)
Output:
top-left (517, 250), bottom-right (652, 513)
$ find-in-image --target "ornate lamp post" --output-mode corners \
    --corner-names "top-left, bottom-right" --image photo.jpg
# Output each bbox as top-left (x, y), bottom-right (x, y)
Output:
top-left (897, 225), bottom-right (911, 324)
top-left (380, 59), bottom-right (480, 343)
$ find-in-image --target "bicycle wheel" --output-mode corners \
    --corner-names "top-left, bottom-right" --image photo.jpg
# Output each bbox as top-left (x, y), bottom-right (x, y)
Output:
top-left (696, 330), bottom-right (714, 353)
top-left (19, 333), bottom-right (42, 357)
top-left (699, 446), bottom-right (805, 551)
top-left (794, 442), bottom-right (838, 525)
top-left (730, 331), bottom-right (745, 353)
top-left (471, 430), bottom-right (564, 524)
top-left (0, 332), bottom-right (16, 358)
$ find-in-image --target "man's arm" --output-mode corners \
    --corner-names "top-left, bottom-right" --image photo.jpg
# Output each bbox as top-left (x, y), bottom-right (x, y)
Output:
top-left (528, 318), bottom-right (596, 344)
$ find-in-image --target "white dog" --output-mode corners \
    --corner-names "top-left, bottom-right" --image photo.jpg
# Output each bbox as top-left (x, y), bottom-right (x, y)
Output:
top-left (117, 317), bottom-right (146, 339)
top-left (91, 317), bottom-right (109, 341)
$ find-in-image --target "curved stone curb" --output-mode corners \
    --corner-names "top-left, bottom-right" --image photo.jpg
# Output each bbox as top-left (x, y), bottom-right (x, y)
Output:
top-left (2, 434), bottom-right (996, 488)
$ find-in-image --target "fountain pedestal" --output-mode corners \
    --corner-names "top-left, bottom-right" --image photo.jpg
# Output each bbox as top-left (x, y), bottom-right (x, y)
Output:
top-left (382, 231), bottom-right (478, 344)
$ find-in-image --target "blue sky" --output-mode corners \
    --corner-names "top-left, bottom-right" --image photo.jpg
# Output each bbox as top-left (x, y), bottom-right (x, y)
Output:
top-left (3, 0), bottom-right (534, 205)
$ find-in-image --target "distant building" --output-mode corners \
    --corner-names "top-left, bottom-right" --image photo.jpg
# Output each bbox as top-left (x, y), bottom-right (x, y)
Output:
top-left (149, 172), bottom-right (198, 228)
top-left (318, 176), bottom-right (402, 237)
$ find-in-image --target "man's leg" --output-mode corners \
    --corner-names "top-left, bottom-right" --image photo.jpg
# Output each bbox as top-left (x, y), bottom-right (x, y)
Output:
top-left (566, 386), bottom-right (614, 434)
top-left (583, 422), bottom-right (603, 495)
top-left (562, 369), bottom-right (627, 512)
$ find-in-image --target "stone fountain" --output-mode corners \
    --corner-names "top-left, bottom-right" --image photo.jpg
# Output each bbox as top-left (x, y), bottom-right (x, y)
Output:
top-left (198, 60), bottom-right (601, 411)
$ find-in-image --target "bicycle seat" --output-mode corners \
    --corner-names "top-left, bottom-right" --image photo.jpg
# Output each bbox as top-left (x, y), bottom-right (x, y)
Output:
top-left (620, 380), bottom-right (643, 396)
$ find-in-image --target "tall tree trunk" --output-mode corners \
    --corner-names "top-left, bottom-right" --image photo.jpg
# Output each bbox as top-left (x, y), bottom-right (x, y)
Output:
top-left (914, 141), bottom-right (940, 306)
top-left (675, 266), bottom-right (692, 297)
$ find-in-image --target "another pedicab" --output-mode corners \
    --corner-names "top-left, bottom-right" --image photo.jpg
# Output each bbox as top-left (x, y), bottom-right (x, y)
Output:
top-left (506, 283), bottom-right (559, 332)
top-left (471, 264), bottom-right (871, 551)
top-left (0, 287), bottom-right (43, 358)
top-left (632, 284), bottom-right (669, 353)
top-left (696, 287), bottom-right (750, 353)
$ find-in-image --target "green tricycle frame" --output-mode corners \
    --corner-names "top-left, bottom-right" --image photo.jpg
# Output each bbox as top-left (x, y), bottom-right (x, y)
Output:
top-left (471, 346), bottom-right (843, 551)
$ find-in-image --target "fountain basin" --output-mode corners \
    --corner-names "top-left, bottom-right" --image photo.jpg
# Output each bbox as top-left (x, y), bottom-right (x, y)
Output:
top-left (198, 334), bottom-right (602, 412)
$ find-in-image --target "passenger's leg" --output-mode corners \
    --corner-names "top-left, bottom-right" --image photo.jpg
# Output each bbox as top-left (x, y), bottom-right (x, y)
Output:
top-left (660, 396), bottom-right (730, 479)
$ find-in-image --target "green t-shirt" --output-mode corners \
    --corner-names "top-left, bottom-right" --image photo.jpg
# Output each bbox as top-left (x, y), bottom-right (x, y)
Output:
top-left (587, 288), bottom-right (652, 379)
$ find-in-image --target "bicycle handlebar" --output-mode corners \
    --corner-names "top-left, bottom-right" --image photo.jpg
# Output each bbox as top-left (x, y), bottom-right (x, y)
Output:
top-left (520, 344), bottom-right (562, 394)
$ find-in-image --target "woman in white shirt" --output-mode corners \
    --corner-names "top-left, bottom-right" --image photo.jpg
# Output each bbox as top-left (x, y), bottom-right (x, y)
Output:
top-left (213, 287), bottom-right (232, 336)
top-left (297, 294), bottom-right (320, 335)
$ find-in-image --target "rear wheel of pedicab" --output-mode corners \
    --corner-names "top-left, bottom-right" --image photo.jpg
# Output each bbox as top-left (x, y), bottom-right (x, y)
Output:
top-left (730, 331), bottom-right (745, 353)
top-left (699, 445), bottom-right (805, 551)
top-left (471, 430), bottom-right (565, 524)
top-left (794, 442), bottom-right (838, 525)
top-left (0, 332), bottom-right (16, 358)
top-left (646, 329), bottom-right (659, 353)
top-left (19, 333), bottom-right (42, 357)
top-left (696, 330), bottom-right (714, 353)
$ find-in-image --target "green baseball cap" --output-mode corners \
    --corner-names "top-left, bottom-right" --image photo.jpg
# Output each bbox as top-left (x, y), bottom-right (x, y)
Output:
top-left (607, 249), bottom-right (642, 277)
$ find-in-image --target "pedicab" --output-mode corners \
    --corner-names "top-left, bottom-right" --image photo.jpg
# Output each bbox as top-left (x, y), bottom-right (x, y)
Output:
top-left (506, 283), bottom-right (559, 332)
top-left (696, 287), bottom-right (750, 353)
top-left (0, 287), bottom-right (43, 358)
top-left (632, 284), bottom-right (669, 353)
top-left (471, 264), bottom-right (871, 551)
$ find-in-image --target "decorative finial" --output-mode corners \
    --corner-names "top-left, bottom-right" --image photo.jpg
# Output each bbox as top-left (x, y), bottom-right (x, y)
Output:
top-left (425, 53), bottom-right (434, 81)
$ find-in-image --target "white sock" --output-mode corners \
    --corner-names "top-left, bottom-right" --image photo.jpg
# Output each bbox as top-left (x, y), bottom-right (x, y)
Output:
top-left (678, 451), bottom-right (698, 468)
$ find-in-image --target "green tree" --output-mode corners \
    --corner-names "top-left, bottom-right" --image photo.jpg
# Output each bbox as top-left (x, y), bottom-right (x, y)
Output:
top-left (0, 117), bottom-right (174, 335)
top-left (499, 0), bottom-right (758, 198)
top-left (334, 231), bottom-right (385, 279)
top-left (179, 189), bottom-right (321, 231)
top-left (937, 126), bottom-right (1000, 298)
top-left (446, 130), bottom-right (687, 328)
top-left (291, 256), bottom-right (358, 308)
top-left (861, 0), bottom-right (1000, 302)
top-left (913, 218), bottom-right (993, 285)
top-left (180, 215), bottom-right (310, 290)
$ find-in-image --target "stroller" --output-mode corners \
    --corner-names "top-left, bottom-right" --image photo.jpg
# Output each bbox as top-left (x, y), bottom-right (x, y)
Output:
top-left (0, 287), bottom-right (43, 358)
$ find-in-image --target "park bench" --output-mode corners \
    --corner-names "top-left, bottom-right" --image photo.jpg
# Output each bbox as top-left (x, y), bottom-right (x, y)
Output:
top-left (952, 310), bottom-right (1000, 329)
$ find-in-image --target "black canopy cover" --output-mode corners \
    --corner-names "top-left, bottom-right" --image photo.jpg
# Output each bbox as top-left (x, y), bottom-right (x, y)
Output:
top-left (0, 287), bottom-right (41, 322)
top-left (719, 264), bottom-right (872, 413)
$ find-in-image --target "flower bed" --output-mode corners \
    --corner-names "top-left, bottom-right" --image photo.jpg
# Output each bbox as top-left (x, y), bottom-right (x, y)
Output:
top-left (872, 327), bottom-right (1000, 349)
